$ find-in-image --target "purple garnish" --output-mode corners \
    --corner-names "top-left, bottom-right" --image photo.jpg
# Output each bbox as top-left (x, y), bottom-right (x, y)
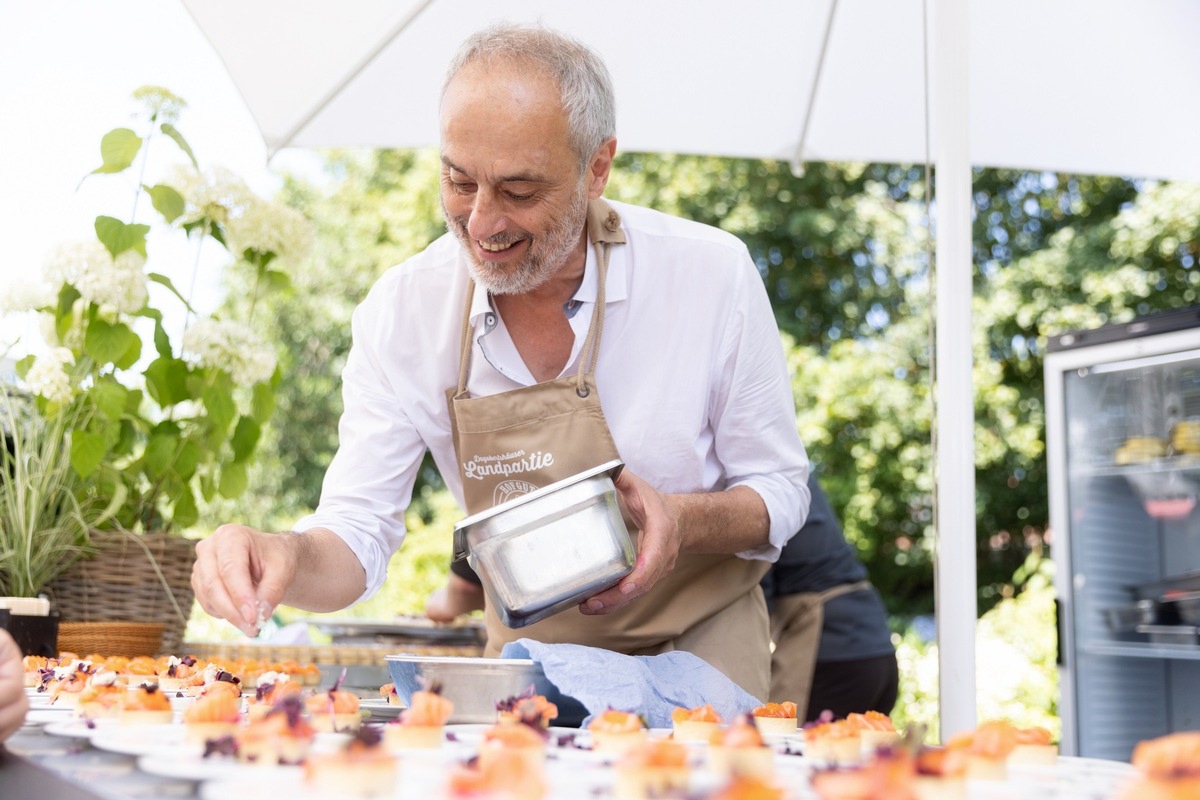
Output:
top-left (85, 719), bottom-right (96, 729)
top-left (215, 670), bottom-right (240, 685)
top-left (446, 732), bottom-right (459, 742)
top-left (273, 694), bottom-right (306, 728)
top-left (352, 726), bottom-right (384, 748)
top-left (203, 735), bottom-right (239, 759)
top-left (181, 655), bottom-right (197, 667)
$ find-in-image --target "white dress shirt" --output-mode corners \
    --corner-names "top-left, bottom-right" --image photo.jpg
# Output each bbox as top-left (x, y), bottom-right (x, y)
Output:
top-left (294, 199), bottom-right (810, 600)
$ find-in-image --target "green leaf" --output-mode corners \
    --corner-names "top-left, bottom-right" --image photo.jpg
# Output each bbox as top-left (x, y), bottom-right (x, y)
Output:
top-left (15, 354), bottom-right (34, 379)
top-left (91, 128), bottom-right (142, 174)
top-left (94, 216), bottom-right (150, 258)
top-left (218, 461), bottom-right (248, 499)
top-left (86, 379), bottom-right (128, 420)
top-left (172, 488), bottom-right (199, 529)
top-left (153, 318), bottom-right (172, 359)
top-left (160, 122), bottom-right (197, 168)
top-left (84, 318), bottom-right (141, 367)
top-left (263, 269), bottom-right (291, 292)
top-left (250, 383), bottom-right (275, 424)
top-left (69, 429), bottom-right (108, 478)
top-left (144, 357), bottom-right (190, 407)
top-left (143, 430), bottom-right (178, 479)
top-left (202, 384), bottom-right (236, 435)
top-left (147, 273), bottom-right (196, 313)
top-left (174, 439), bottom-right (200, 481)
top-left (144, 183), bottom-right (185, 223)
top-left (230, 416), bottom-right (261, 463)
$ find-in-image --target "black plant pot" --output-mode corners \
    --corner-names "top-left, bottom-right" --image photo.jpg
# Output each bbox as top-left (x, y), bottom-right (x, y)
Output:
top-left (0, 609), bottom-right (59, 657)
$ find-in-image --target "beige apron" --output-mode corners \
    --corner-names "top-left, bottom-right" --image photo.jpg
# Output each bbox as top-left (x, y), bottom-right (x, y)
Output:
top-left (767, 579), bottom-right (872, 713)
top-left (447, 198), bottom-right (772, 698)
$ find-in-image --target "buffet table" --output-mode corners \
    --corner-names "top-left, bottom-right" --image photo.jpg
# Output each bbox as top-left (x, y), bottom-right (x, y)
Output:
top-left (4, 692), bottom-right (1142, 800)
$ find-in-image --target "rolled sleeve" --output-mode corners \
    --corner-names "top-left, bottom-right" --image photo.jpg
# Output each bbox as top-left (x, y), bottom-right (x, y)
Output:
top-left (716, 254), bottom-right (810, 562)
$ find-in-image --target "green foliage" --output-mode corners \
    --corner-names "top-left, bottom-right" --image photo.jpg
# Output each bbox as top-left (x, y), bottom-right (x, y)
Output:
top-left (0, 393), bottom-right (106, 596)
top-left (892, 557), bottom-right (1060, 744)
top-left (7, 86), bottom-right (308, 533)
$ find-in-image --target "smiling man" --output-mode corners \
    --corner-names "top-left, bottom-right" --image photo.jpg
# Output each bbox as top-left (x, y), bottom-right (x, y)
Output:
top-left (191, 23), bottom-right (809, 698)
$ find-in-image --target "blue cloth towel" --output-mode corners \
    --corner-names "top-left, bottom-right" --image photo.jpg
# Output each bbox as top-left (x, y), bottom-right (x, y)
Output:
top-left (500, 638), bottom-right (762, 729)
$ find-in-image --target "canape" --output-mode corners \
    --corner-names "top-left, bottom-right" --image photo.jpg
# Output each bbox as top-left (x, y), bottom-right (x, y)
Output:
top-left (384, 686), bottom-right (453, 751)
top-left (671, 703), bottom-right (722, 743)
top-left (751, 701), bottom-right (798, 737)
top-left (305, 726), bottom-right (398, 797)
top-left (587, 709), bottom-right (650, 756)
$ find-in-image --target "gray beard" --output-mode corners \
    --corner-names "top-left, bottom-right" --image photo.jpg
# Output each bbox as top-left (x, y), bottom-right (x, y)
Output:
top-left (445, 186), bottom-right (590, 296)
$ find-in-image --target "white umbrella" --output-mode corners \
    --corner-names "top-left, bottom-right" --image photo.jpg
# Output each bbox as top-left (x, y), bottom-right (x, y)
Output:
top-left (181, 0), bottom-right (1200, 739)
top-left (184, 0), bottom-right (1200, 180)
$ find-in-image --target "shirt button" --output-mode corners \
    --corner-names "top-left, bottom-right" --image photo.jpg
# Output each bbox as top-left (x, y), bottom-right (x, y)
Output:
top-left (485, 313), bottom-right (496, 329)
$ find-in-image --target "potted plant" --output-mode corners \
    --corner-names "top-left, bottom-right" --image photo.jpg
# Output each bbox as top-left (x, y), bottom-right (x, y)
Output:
top-left (0, 87), bottom-right (310, 655)
top-left (0, 389), bottom-right (118, 655)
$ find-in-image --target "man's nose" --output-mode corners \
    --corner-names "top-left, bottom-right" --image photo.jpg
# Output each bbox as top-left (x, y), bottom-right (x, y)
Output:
top-left (466, 190), bottom-right (507, 241)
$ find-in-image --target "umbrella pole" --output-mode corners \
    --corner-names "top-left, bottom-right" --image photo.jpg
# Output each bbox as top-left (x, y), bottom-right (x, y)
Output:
top-left (932, 0), bottom-right (978, 741)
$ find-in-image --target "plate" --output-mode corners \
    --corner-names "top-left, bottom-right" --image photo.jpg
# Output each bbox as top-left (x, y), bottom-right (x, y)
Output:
top-left (90, 723), bottom-right (192, 756)
top-left (360, 697), bottom-right (404, 720)
top-left (44, 717), bottom-right (121, 738)
top-left (139, 751), bottom-right (302, 783)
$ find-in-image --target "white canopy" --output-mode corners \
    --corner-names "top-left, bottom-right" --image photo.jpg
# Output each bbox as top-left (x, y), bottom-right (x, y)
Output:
top-left (184, 0), bottom-right (1200, 181)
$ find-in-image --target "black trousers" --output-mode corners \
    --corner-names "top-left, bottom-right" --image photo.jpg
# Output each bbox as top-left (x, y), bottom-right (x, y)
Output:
top-left (806, 652), bottom-right (900, 722)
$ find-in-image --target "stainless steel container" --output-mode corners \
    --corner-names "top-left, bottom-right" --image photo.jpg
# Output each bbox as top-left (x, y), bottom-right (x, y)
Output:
top-left (453, 460), bottom-right (635, 628)
top-left (384, 654), bottom-right (587, 725)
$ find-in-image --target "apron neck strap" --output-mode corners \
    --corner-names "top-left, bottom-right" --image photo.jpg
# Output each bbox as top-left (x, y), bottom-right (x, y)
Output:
top-left (456, 198), bottom-right (625, 395)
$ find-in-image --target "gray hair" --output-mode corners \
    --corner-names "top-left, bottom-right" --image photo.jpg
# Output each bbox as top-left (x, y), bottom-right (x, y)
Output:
top-left (441, 23), bottom-right (616, 171)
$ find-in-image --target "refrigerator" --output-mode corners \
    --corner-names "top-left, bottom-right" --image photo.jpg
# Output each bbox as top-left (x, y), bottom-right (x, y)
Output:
top-left (1046, 307), bottom-right (1200, 760)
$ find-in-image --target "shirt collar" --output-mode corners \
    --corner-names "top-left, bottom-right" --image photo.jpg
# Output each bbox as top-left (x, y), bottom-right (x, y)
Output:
top-left (468, 238), bottom-right (628, 327)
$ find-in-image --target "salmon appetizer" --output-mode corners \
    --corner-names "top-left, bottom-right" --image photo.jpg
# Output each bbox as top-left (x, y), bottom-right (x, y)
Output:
top-left (306, 680), bottom-right (362, 732)
top-left (671, 703), bottom-right (723, 743)
top-left (119, 684), bottom-right (174, 725)
top-left (1116, 731), bottom-right (1200, 800)
top-left (305, 726), bottom-right (398, 796)
top-left (587, 709), bottom-right (650, 756)
top-left (751, 701), bottom-right (798, 736)
top-left (709, 714), bottom-right (774, 781)
top-left (614, 739), bottom-right (690, 799)
top-left (449, 745), bottom-right (547, 800)
top-left (379, 681), bottom-right (402, 706)
top-left (385, 686), bottom-right (455, 750)
top-left (497, 687), bottom-right (559, 729)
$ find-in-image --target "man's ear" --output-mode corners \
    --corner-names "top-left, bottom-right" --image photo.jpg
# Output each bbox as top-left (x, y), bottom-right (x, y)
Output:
top-left (587, 137), bottom-right (618, 199)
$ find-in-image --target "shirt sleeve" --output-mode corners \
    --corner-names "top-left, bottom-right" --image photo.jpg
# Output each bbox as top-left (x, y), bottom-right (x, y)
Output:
top-left (711, 250), bottom-right (811, 561)
top-left (291, 298), bottom-right (428, 602)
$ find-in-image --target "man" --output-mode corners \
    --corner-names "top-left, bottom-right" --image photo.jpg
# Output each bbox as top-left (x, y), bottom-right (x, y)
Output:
top-left (191, 23), bottom-right (809, 698)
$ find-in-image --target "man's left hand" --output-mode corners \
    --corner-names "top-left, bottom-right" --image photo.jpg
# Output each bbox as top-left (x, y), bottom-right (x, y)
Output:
top-left (579, 467), bottom-right (682, 615)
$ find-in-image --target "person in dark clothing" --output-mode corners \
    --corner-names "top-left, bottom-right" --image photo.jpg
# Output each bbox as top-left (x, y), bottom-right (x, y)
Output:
top-left (760, 472), bottom-right (898, 721)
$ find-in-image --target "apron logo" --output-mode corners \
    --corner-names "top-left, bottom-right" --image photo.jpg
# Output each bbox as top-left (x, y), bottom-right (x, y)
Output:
top-left (461, 449), bottom-right (555, 481)
top-left (494, 479), bottom-right (540, 506)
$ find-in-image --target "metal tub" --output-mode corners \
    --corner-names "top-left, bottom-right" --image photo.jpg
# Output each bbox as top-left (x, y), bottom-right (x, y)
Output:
top-left (453, 460), bottom-right (634, 628)
top-left (385, 654), bottom-right (587, 725)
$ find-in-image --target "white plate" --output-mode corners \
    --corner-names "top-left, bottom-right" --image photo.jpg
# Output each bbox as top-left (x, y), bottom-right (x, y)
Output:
top-left (90, 723), bottom-right (192, 756)
top-left (43, 717), bottom-right (122, 738)
top-left (359, 697), bottom-right (404, 720)
top-left (140, 750), bottom-right (304, 783)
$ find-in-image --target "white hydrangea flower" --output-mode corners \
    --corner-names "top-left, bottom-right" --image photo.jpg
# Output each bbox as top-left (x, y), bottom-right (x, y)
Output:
top-left (0, 277), bottom-right (55, 314)
top-left (170, 165), bottom-right (254, 229)
top-left (42, 241), bottom-right (148, 315)
top-left (224, 198), bottom-right (312, 267)
top-left (38, 308), bottom-right (85, 351)
top-left (183, 318), bottom-right (276, 386)
top-left (24, 347), bottom-right (76, 405)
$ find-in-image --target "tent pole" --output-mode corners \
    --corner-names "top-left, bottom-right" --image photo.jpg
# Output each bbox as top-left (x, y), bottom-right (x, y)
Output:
top-left (932, 0), bottom-right (977, 740)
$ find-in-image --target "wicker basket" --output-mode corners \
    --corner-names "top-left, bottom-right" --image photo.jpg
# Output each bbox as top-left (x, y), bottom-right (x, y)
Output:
top-left (58, 621), bottom-right (166, 658)
top-left (47, 531), bottom-right (197, 656)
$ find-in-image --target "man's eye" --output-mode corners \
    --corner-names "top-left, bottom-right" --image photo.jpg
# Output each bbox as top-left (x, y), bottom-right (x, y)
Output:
top-left (450, 180), bottom-right (475, 193)
top-left (507, 191), bottom-right (534, 201)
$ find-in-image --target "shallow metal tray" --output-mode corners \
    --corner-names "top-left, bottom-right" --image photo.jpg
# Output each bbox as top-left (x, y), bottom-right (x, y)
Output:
top-left (384, 654), bottom-right (587, 726)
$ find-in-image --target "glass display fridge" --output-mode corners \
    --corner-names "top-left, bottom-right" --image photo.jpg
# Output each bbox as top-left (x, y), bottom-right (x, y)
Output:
top-left (1046, 307), bottom-right (1200, 760)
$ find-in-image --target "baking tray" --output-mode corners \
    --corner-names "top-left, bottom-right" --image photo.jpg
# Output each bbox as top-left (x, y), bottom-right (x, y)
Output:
top-left (384, 654), bottom-right (587, 726)
top-left (1131, 570), bottom-right (1200, 601)
top-left (1136, 624), bottom-right (1200, 645)
top-left (307, 616), bottom-right (485, 645)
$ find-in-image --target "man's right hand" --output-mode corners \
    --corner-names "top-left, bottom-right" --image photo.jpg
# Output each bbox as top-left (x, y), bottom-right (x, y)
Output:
top-left (191, 524), bottom-right (299, 637)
